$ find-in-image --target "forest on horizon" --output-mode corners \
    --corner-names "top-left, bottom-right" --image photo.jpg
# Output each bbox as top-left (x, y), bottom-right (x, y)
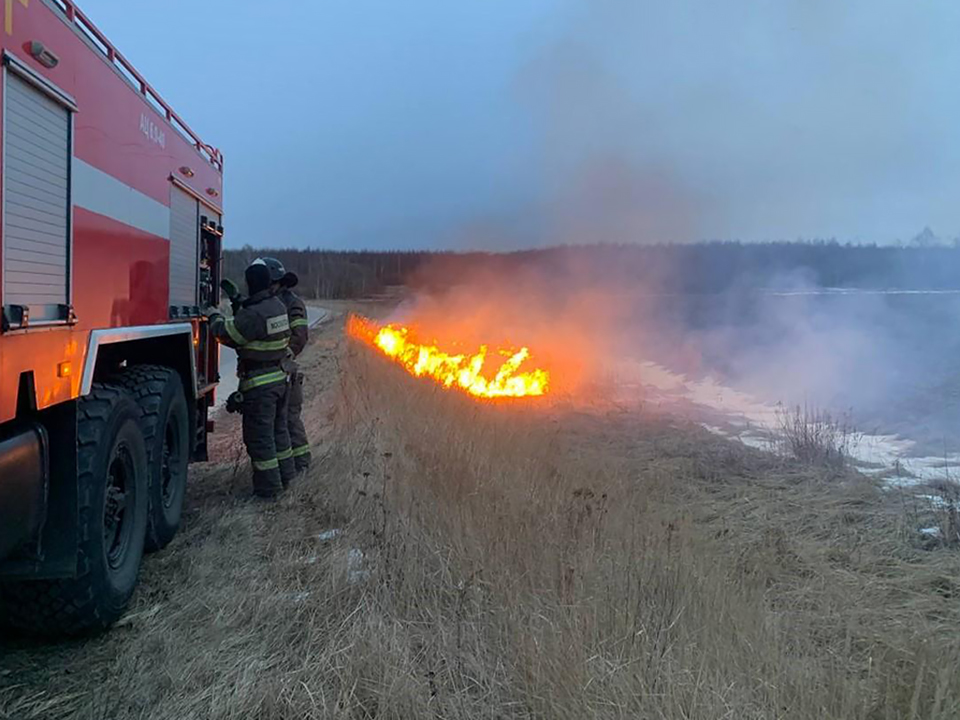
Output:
top-left (222, 236), bottom-right (960, 300)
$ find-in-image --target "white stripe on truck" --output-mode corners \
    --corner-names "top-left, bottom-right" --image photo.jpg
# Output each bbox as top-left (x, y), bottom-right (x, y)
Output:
top-left (72, 159), bottom-right (170, 239)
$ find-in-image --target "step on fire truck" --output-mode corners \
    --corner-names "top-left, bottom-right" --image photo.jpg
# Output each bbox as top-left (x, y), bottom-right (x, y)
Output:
top-left (0, 0), bottom-right (224, 636)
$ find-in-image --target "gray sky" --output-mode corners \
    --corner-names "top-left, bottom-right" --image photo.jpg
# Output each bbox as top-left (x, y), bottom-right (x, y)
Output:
top-left (82, 0), bottom-right (960, 249)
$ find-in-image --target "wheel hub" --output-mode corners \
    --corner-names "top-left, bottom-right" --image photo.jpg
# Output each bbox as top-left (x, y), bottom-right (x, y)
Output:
top-left (103, 442), bottom-right (135, 570)
top-left (160, 418), bottom-right (181, 508)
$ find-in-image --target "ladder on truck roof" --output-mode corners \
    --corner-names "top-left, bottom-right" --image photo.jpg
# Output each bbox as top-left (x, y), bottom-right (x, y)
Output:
top-left (49, 0), bottom-right (224, 172)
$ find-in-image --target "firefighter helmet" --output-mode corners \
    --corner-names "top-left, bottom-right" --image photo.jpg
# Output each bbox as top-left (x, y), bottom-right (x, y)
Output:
top-left (245, 258), bottom-right (272, 296)
top-left (259, 257), bottom-right (287, 284)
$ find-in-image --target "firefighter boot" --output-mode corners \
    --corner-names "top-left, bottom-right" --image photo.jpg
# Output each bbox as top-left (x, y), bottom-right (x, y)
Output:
top-left (288, 370), bottom-right (311, 472)
top-left (241, 382), bottom-right (286, 498)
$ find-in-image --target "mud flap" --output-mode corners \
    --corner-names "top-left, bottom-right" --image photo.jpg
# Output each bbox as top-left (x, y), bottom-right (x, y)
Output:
top-left (0, 401), bottom-right (79, 580)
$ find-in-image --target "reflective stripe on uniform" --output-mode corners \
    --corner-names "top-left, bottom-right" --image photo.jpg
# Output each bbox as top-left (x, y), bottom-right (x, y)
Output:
top-left (245, 338), bottom-right (290, 352)
top-left (292, 444), bottom-right (311, 457)
top-left (225, 318), bottom-right (247, 345)
top-left (252, 457), bottom-right (279, 471)
top-left (239, 370), bottom-right (287, 392)
top-left (290, 318), bottom-right (309, 328)
top-left (276, 448), bottom-right (294, 461)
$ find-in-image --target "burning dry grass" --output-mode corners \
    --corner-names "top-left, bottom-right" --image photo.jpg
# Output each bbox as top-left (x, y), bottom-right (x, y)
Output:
top-left (346, 313), bottom-right (550, 398)
top-left (3, 310), bottom-right (960, 719)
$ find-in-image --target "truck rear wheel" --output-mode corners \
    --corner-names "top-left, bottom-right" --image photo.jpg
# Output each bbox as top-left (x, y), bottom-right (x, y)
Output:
top-left (0, 384), bottom-right (149, 637)
top-left (112, 366), bottom-right (190, 552)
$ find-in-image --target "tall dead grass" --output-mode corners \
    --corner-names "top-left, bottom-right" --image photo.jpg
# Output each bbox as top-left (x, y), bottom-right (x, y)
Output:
top-left (329, 337), bottom-right (960, 719)
top-left (3, 318), bottom-right (960, 719)
top-left (776, 403), bottom-right (860, 469)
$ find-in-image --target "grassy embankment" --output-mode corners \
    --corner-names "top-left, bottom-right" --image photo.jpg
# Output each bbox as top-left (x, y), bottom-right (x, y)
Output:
top-left (2, 302), bottom-right (959, 719)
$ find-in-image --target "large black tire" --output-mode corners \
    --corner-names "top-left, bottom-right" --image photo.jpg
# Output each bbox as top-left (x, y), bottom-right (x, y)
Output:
top-left (111, 366), bottom-right (190, 552)
top-left (0, 384), bottom-right (149, 637)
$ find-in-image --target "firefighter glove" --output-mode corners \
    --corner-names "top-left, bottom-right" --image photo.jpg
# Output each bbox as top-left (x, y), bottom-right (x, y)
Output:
top-left (226, 391), bottom-right (244, 414)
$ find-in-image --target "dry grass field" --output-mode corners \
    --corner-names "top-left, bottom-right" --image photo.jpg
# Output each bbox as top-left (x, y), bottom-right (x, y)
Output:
top-left (2, 302), bottom-right (960, 719)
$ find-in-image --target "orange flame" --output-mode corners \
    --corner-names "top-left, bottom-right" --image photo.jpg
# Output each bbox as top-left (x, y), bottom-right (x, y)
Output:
top-left (347, 314), bottom-right (550, 399)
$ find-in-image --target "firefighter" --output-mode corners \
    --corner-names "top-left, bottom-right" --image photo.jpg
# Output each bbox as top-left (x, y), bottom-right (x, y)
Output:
top-left (206, 259), bottom-right (296, 498)
top-left (260, 257), bottom-right (312, 472)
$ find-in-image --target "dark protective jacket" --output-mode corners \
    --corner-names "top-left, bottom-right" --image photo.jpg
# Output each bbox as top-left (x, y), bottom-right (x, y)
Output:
top-left (278, 288), bottom-right (309, 358)
top-left (210, 289), bottom-right (291, 389)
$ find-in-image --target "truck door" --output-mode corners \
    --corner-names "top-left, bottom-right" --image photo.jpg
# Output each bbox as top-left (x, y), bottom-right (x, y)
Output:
top-left (168, 185), bottom-right (199, 316)
top-left (1, 62), bottom-right (73, 328)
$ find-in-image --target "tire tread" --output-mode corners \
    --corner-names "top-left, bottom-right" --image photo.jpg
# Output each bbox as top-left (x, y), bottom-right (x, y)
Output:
top-left (110, 365), bottom-right (186, 552)
top-left (0, 382), bottom-right (145, 637)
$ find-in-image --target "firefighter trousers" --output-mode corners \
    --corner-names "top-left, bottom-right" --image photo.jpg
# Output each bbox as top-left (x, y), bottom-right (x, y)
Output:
top-left (287, 369), bottom-right (311, 471)
top-left (241, 374), bottom-right (297, 497)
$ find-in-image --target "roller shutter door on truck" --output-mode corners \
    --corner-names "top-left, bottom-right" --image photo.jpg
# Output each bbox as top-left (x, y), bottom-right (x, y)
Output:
top-left (2, 71), bottom-right (71, 323)
top-left (168, 186), bottom-right (199, 309)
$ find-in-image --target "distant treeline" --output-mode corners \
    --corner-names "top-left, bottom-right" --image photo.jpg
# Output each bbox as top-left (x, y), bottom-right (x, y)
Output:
top-left (222, 247), bottom-right (433, 299)
top-left (222, 241), bottom-right (960, 299)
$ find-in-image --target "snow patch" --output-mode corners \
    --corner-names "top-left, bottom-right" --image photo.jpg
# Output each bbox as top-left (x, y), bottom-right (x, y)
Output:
top-left (614, 358), bottom-right (960, 488)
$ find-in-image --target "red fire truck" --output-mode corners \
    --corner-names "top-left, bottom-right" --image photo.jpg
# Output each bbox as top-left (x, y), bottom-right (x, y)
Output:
top-left (0, 0), bottom-right (224, 636)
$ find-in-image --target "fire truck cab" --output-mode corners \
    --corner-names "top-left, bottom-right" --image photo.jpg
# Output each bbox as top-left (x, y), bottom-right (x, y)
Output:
top-left (0, 0), bottom-right (223, 636)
